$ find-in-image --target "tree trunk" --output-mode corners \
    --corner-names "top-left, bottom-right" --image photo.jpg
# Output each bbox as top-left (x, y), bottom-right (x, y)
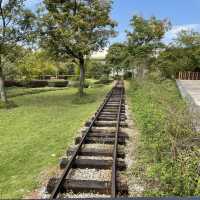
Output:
top-left (131, 68), bottom-right (134, 80)
top-left (79, 58), bottom-right (85, 96)
top-left (0, 63), bottom-right (7, 103)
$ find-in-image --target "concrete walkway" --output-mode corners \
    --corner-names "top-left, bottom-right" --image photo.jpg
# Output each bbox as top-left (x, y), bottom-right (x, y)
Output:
top-left (176, 80), bottom-right (200, 131)
top-left (176, 80), bottom-right (200, 106)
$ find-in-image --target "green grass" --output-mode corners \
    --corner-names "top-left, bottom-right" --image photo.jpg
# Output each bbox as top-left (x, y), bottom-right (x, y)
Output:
top-left (6, 87), bottom-right (65, 98)
top-left (0, 85), bottom-right (111, 198)
top-left (126, 78), bottom-right (200, 196)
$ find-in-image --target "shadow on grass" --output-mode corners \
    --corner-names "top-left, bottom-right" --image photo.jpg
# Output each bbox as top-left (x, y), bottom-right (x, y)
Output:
top-left (71, 92), bottom-right (97, 104)
top-left (10, 90), bottom-right (101, 108)
top-left (0, 100), bottom-right (18, 109)
top-left (7, 87), bottom-right (66, 98)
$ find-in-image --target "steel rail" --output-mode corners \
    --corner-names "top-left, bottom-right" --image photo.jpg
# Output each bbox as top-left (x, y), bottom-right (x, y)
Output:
top-left (111, 82), bottom-right (124, 197)
top-left (49, 84), bottom-right (117, 200)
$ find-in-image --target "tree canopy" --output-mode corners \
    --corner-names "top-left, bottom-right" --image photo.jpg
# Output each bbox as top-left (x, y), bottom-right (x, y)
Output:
top-left (38, 0), bottom-right (116, 95)
top-left (0, 0), bottom-right (36, 102)
top-left (126, 15), bottom-right (170, 77)
top-left (155, 30), bottom-right (200, 78)
top-left (106, 43), bottom-right (128, 75)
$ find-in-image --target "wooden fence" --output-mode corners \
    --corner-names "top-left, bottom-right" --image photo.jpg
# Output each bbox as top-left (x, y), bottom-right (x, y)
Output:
top-left (178, 72), bottom-right (200, 80)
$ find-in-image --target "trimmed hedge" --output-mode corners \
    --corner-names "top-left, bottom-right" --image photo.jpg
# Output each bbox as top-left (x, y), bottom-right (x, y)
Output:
top-left (5, 80), bottom-right (21, 87)
top-left (22, 80), bottom-right (48, 88)
top-left (48, 80), bottom-right (68, 87)
top-left (5, 80), bottom-right (48, 88)
top-left (5, 80), bottom-right (68, 88)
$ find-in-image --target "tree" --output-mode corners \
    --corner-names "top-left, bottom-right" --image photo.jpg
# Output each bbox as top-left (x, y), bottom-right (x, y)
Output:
top-left (155, 30), bottom-right (200, 78)
top-left (38, 0), bottom-right (116, 96)
top-left (0, 0), bottom-right (36, 103)
top-left (176, 30), bottom-right (200, 48)
top-left (106, 43), bottom-right (127, 76)
top-left (127, 15), bottom-right (170, 78)
top-left (86, 59), bottom-right (111, 79)
top-left (16, 51), bottom-right (57, 80)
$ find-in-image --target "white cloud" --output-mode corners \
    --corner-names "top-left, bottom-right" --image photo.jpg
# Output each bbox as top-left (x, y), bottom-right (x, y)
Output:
top-left (163, 24), bottom-right (200, 44)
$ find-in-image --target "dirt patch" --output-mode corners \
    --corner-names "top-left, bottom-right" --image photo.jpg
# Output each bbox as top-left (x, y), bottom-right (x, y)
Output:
top-left (24, 166), bottom-right (60, 199)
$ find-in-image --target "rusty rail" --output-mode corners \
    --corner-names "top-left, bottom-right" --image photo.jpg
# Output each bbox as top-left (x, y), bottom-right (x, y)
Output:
top-left (111, 83), bottom-right (124, 197)
top-left (49, 89), bottom-right (114, 199)
top-left (49, 82), bottom-right (127, 199)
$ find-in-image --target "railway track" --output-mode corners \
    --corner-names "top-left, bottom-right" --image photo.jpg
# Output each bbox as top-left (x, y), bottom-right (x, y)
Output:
top-left (47, 80), bottom-right (129, 198)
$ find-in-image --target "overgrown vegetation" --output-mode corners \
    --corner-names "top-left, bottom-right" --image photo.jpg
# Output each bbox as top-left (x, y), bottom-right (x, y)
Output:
top-left (127, 76), bottom-right (200, 196)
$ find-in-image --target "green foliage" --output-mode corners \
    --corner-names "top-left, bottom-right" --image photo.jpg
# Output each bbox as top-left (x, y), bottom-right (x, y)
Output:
top-left (86, 60), bottom-right (111, 79)
top-left (38, 0), bottom-right (116, 95)
top-left (16, 51), bottom-right (57, 80)
top-left (154, 30), bottom-right (200, 78)
top-left (127, 78), bottom-right (200, 196)
top-left (0, 0), bottom-right (36, 53)
top-left (176, 30), bottom-right (200, 48)
top-left (127, 15), bottom-right (170, 77)
top-left (0, 0), bottom-right (36, 102)
top-left (106, 43), bottom-right (128, 73)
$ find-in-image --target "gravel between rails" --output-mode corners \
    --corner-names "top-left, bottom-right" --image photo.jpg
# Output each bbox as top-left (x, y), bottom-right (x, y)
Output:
top-left (68, 168), bottom-right (112, 181)
top-left (59, 192), bottom-right (110, 198)
top-left (37, 83), bottom-right (129, 198)
top-left (81, 143), bottom-right (125, 151)
top-left (77, 155), bottom-right (112, 160)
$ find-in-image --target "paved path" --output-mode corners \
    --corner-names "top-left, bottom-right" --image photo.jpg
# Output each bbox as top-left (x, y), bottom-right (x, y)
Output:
top-left (176, 80), bottom-right (200, 106)
top-left (176, 80), bottom-right (200, 131)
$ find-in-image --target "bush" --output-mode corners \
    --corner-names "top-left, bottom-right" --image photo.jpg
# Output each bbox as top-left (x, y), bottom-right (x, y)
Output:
top-left (124, 71), bottom-right (132, 80)
top-left (5, 80), bottom-right (19, 87)
top-left (25, 80), bottom-right (48, 88)
top-left (5, 80), bottom-right (48, 88)
top-left (48, 80), bottom-right (68, 87)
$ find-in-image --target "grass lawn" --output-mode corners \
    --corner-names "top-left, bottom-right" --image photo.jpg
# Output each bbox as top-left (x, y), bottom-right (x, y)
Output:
top-left (6, 87), bottom-right (65, 98)
top-left (0, 84), bottom-right (111, 198)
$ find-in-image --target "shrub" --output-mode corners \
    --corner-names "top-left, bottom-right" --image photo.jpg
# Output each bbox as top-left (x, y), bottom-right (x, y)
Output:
top-left (5, 80), bottom-right (48, 88)
top-left (124, 71), bottom-right (132, 80)
top-left (48, 80), bottom-right (68, 87)
top-left (26, 80), bottom-right (48, 88)
top-left (5, 80), bottom-right (19, 87)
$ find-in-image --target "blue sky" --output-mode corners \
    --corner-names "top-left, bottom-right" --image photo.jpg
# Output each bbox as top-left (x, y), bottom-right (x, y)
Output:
top-left (27, 0), bottom-right (200, 44)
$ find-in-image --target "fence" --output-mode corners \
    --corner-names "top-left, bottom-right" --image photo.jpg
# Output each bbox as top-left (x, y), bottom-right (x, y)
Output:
top-left (178, 72), bottom-right (200, 80)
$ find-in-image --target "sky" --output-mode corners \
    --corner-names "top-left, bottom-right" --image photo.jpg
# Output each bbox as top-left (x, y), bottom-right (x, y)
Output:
top-left (27, 0), bottom-right (200, 56)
